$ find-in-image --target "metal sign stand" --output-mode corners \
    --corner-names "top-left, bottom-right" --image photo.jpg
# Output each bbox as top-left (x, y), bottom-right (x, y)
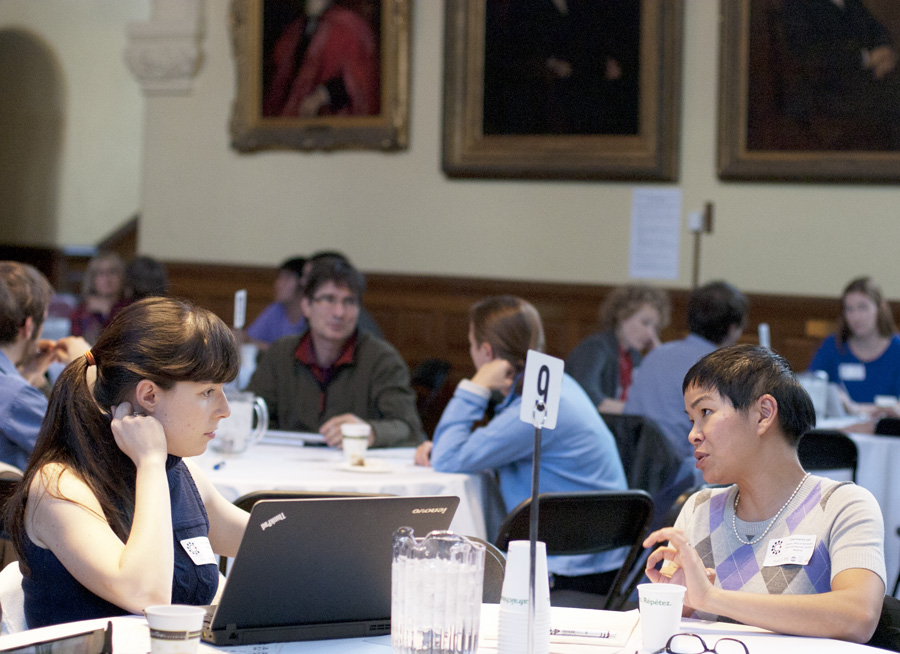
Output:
top-left (527, 400), bottom-right (547, 654)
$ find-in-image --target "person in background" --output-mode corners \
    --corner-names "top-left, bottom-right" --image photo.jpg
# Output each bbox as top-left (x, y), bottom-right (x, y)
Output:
top-left (416, 296), bottom-right (628, 598)
top-left (625, 280), bottom-right (748, 459)
top-left (4, 297), bottom-right (250, 628)
top-left (566, 284), bottom-right (671, 414)
top-left (245, 251), bottom-right (382, 351)
top-left (245, 256), bottom-right (308, 351)
top-left (644, 345), bottom-right (884, 644)
top-left (69, 252), bottom-right (128, 344)
top-left (809, 276), bottom-right (900, 413)
top-left (247, 256), bottom-right (423, 448)
top-left (125, 256), bottom-right (169, 301)
top-left (0, 262), bottom-right (89, 470)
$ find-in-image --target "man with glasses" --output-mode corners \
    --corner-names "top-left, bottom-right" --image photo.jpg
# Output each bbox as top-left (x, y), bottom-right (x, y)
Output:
top-left (247, 257), bottom-right (424, 448)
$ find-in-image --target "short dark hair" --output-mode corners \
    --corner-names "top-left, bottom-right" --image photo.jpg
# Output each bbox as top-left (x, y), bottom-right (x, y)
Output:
top-left (683, 344), bottom-right (814, 446)
top-left (303, 256), bottom-right (365, 299)
top-left (687, 281), bottom-right (748, 344)
top-left (278, 256), bottom-right (307, 278)
top-left (0, 261), bottom-right (52, 345)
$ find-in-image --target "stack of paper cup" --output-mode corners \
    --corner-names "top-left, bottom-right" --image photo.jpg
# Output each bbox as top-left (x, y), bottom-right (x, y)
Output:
top-left (498, 540), bottom-right (550, 654)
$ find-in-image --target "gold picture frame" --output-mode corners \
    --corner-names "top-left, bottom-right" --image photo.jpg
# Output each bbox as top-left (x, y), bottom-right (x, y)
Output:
top-left (718, 0), bottom-right (900, 182)
top-left (229, 0), bottom-right (410, 152)
top-left (442, 0), bottom-right (683, 181)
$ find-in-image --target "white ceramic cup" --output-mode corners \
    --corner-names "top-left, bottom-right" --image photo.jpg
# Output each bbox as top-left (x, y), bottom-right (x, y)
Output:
top-left (144, 604), bottom-right (206, 654)
top-left (341, 423), bottom-right (371, 466)
top-left (637, 583), bottom-right (686, 652)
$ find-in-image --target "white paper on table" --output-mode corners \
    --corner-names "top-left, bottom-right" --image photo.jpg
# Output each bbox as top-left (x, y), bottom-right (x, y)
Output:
top-left (628, 187), bottom-right (682, 281)
top-left (478, 603), bottom-right (638, 653)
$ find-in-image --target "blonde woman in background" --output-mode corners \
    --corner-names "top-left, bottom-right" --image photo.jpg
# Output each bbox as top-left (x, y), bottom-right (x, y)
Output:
top-left (566, 285), bottom-right (670, 414)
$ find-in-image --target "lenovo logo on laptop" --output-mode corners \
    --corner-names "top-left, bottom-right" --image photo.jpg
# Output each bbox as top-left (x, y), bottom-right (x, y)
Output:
top-left (259, 512), bottom-right (286, 531)
top-left (412, 507), bottom-right (447, 514)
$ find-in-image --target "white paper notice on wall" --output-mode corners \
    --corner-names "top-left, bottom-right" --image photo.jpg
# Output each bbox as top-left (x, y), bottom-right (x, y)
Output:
top-left (628, 187), bottom-right (682, 280)
top-left (519, 350), bottom-right (564, 430)
top-left (234, 289), bottom-right (247, 329)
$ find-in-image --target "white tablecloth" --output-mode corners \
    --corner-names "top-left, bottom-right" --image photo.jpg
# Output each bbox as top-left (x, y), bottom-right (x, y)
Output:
top-left (192, 442), bottom-right (504, 541)
top-left (0, 605), bottom-right (890, 654)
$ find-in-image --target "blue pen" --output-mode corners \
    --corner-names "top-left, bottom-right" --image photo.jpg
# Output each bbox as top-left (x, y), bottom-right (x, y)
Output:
top-left (213, 461), bottom-right (226, 470)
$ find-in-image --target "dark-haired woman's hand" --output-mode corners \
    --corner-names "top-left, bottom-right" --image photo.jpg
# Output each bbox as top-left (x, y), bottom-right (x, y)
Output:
top-left (110, 402), bottom-right (168, 468)
top-left (471, 359), bottom-right (515, 395)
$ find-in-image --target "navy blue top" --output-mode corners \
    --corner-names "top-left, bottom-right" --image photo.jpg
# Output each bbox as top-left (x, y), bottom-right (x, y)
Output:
top-left (23, 455), bottom-right (219, 628)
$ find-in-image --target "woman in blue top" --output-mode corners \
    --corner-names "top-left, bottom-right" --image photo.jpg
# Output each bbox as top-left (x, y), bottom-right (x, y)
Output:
top-left (415, 295), bottom-right (628, 597)
top-left (809, 276), bottom-right (900, 411)
top-left (4, 297), bottom-right (250, 628)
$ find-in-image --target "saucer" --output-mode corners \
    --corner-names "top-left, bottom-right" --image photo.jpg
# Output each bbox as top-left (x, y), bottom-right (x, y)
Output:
top-left (338, 460), bottom-right (391, 473)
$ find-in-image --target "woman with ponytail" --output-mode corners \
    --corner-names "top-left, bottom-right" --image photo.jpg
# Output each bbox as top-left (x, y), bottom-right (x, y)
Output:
top-left (415, 296), bottom-right (628, 598)
top-left (4, 297), bottom-right (250, 628)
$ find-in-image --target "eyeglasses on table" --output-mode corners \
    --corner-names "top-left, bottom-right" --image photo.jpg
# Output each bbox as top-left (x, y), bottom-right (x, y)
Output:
top-left (663, 632), bottom-right (750, 654)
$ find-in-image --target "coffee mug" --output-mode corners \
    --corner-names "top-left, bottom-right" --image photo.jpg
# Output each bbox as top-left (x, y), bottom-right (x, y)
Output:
top-left (210, 391), bottom-right (268, 455)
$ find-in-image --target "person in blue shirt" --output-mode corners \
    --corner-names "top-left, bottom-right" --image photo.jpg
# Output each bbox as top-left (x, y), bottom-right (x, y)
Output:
top-left (4, 297), bottom-right (250, 628)
top-left (415, 295), bottom-right (628, 597)
top-left (0, 261), bottom-right (90, 471)
top-left (809, 276), bottom-right (900, 412)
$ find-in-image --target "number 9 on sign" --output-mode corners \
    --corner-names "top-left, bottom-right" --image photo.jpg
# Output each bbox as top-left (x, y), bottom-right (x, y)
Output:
top-left (519, 350), bottom-right (564, 429)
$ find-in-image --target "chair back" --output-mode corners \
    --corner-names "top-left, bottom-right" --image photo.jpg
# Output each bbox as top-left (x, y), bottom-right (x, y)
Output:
top-left (601, 413), bottom-right (695, 533)
top-left (797, 429), bottom-right (858, 482)
top-left (0, 468), bottom-right (23, 570)
top-left (875, 417), bottom-right (900, 437)
top-left (493, 490), bottom-right (653, 610)
top-left (464, 536), bottom-right (506, 604)
top-left (221, 490), bottom-right (393, 574)
top-left (410, 358), bottom-right (452, 435)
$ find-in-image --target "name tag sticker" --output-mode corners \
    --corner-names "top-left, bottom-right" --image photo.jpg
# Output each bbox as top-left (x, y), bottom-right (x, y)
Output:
top-left (838, 363), bottom-right (866, 382)
top-left (180, 536), bottom-right (217, 566)
top-left (763, 535), bottom-right (816, 567)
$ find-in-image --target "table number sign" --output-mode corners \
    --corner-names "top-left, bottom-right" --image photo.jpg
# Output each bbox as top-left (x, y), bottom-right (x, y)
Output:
top-left (519, 350), bottom-right (564, 430)
top-left (233, 289), bottom-right (247, 330)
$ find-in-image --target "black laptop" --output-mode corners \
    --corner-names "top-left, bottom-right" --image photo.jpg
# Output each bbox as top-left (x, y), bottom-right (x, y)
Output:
top-left (202, 495), bottom-right (460, 646)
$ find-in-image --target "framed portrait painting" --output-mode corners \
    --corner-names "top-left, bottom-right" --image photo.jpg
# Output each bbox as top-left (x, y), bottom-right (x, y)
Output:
top-left (230, 0), bottom-right (410, 152)
top-left (718, 0), bottom-right (900, 182)
top-left (442, 0), bottom-right (684, 181)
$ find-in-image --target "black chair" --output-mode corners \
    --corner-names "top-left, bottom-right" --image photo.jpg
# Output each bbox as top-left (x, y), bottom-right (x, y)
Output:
top-left (493, 490), bottom-right (653, 611)
top-left (601, 413), bottom-right (696, 534)
top-left (797, 429), bottom-right (858, 482)
top-left (220, 490), bottom-right (392, 574)
top-left (410, 358), bottom-right (452, 435)
top-left (875, 418), bottom-right (900, 437)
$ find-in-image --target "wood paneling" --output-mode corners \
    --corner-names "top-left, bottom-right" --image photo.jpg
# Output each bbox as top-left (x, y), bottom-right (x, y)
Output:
top-left (164, 262), bottom-right (847, 391)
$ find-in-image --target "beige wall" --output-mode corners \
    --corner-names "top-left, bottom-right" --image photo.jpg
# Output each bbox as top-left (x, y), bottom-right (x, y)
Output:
top-left (7, 2), bottom-right (900, 298)
top-left (0, 0), bottom-right (146, 246)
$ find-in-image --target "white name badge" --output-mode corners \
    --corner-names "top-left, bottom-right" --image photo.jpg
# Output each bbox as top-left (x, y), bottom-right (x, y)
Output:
top-left (180, 536), bottom-right (217, 566)
top-left (519, 350), bottom-right (564, 430)
top-left (838, 362), bottom-right (866, 382)
top-left (763, 535), bottom-right (816, 567)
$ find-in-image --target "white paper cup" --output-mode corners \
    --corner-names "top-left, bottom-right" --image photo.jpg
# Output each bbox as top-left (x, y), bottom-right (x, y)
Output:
top-left (498, 541), bottom-right (550, 654)
top-left (637, 583), bottom-right (686, 652)
top-left (341, 423), bottom-right (371, 466)
top-left (144, 604), bottom-right (206, 654)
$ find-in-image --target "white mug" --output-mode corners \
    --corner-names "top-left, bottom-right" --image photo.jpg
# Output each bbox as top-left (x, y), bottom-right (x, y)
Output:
top-left (211, 392), bottom-right (268, 455)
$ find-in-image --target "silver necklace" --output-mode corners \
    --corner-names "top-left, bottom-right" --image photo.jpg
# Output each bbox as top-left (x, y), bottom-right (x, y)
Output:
top-left (732, 473), bottom-right (810, 545)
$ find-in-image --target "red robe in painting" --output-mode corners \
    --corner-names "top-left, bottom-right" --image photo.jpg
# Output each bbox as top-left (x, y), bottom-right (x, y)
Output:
top-left (263, 6), bottom-right (380, 117)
